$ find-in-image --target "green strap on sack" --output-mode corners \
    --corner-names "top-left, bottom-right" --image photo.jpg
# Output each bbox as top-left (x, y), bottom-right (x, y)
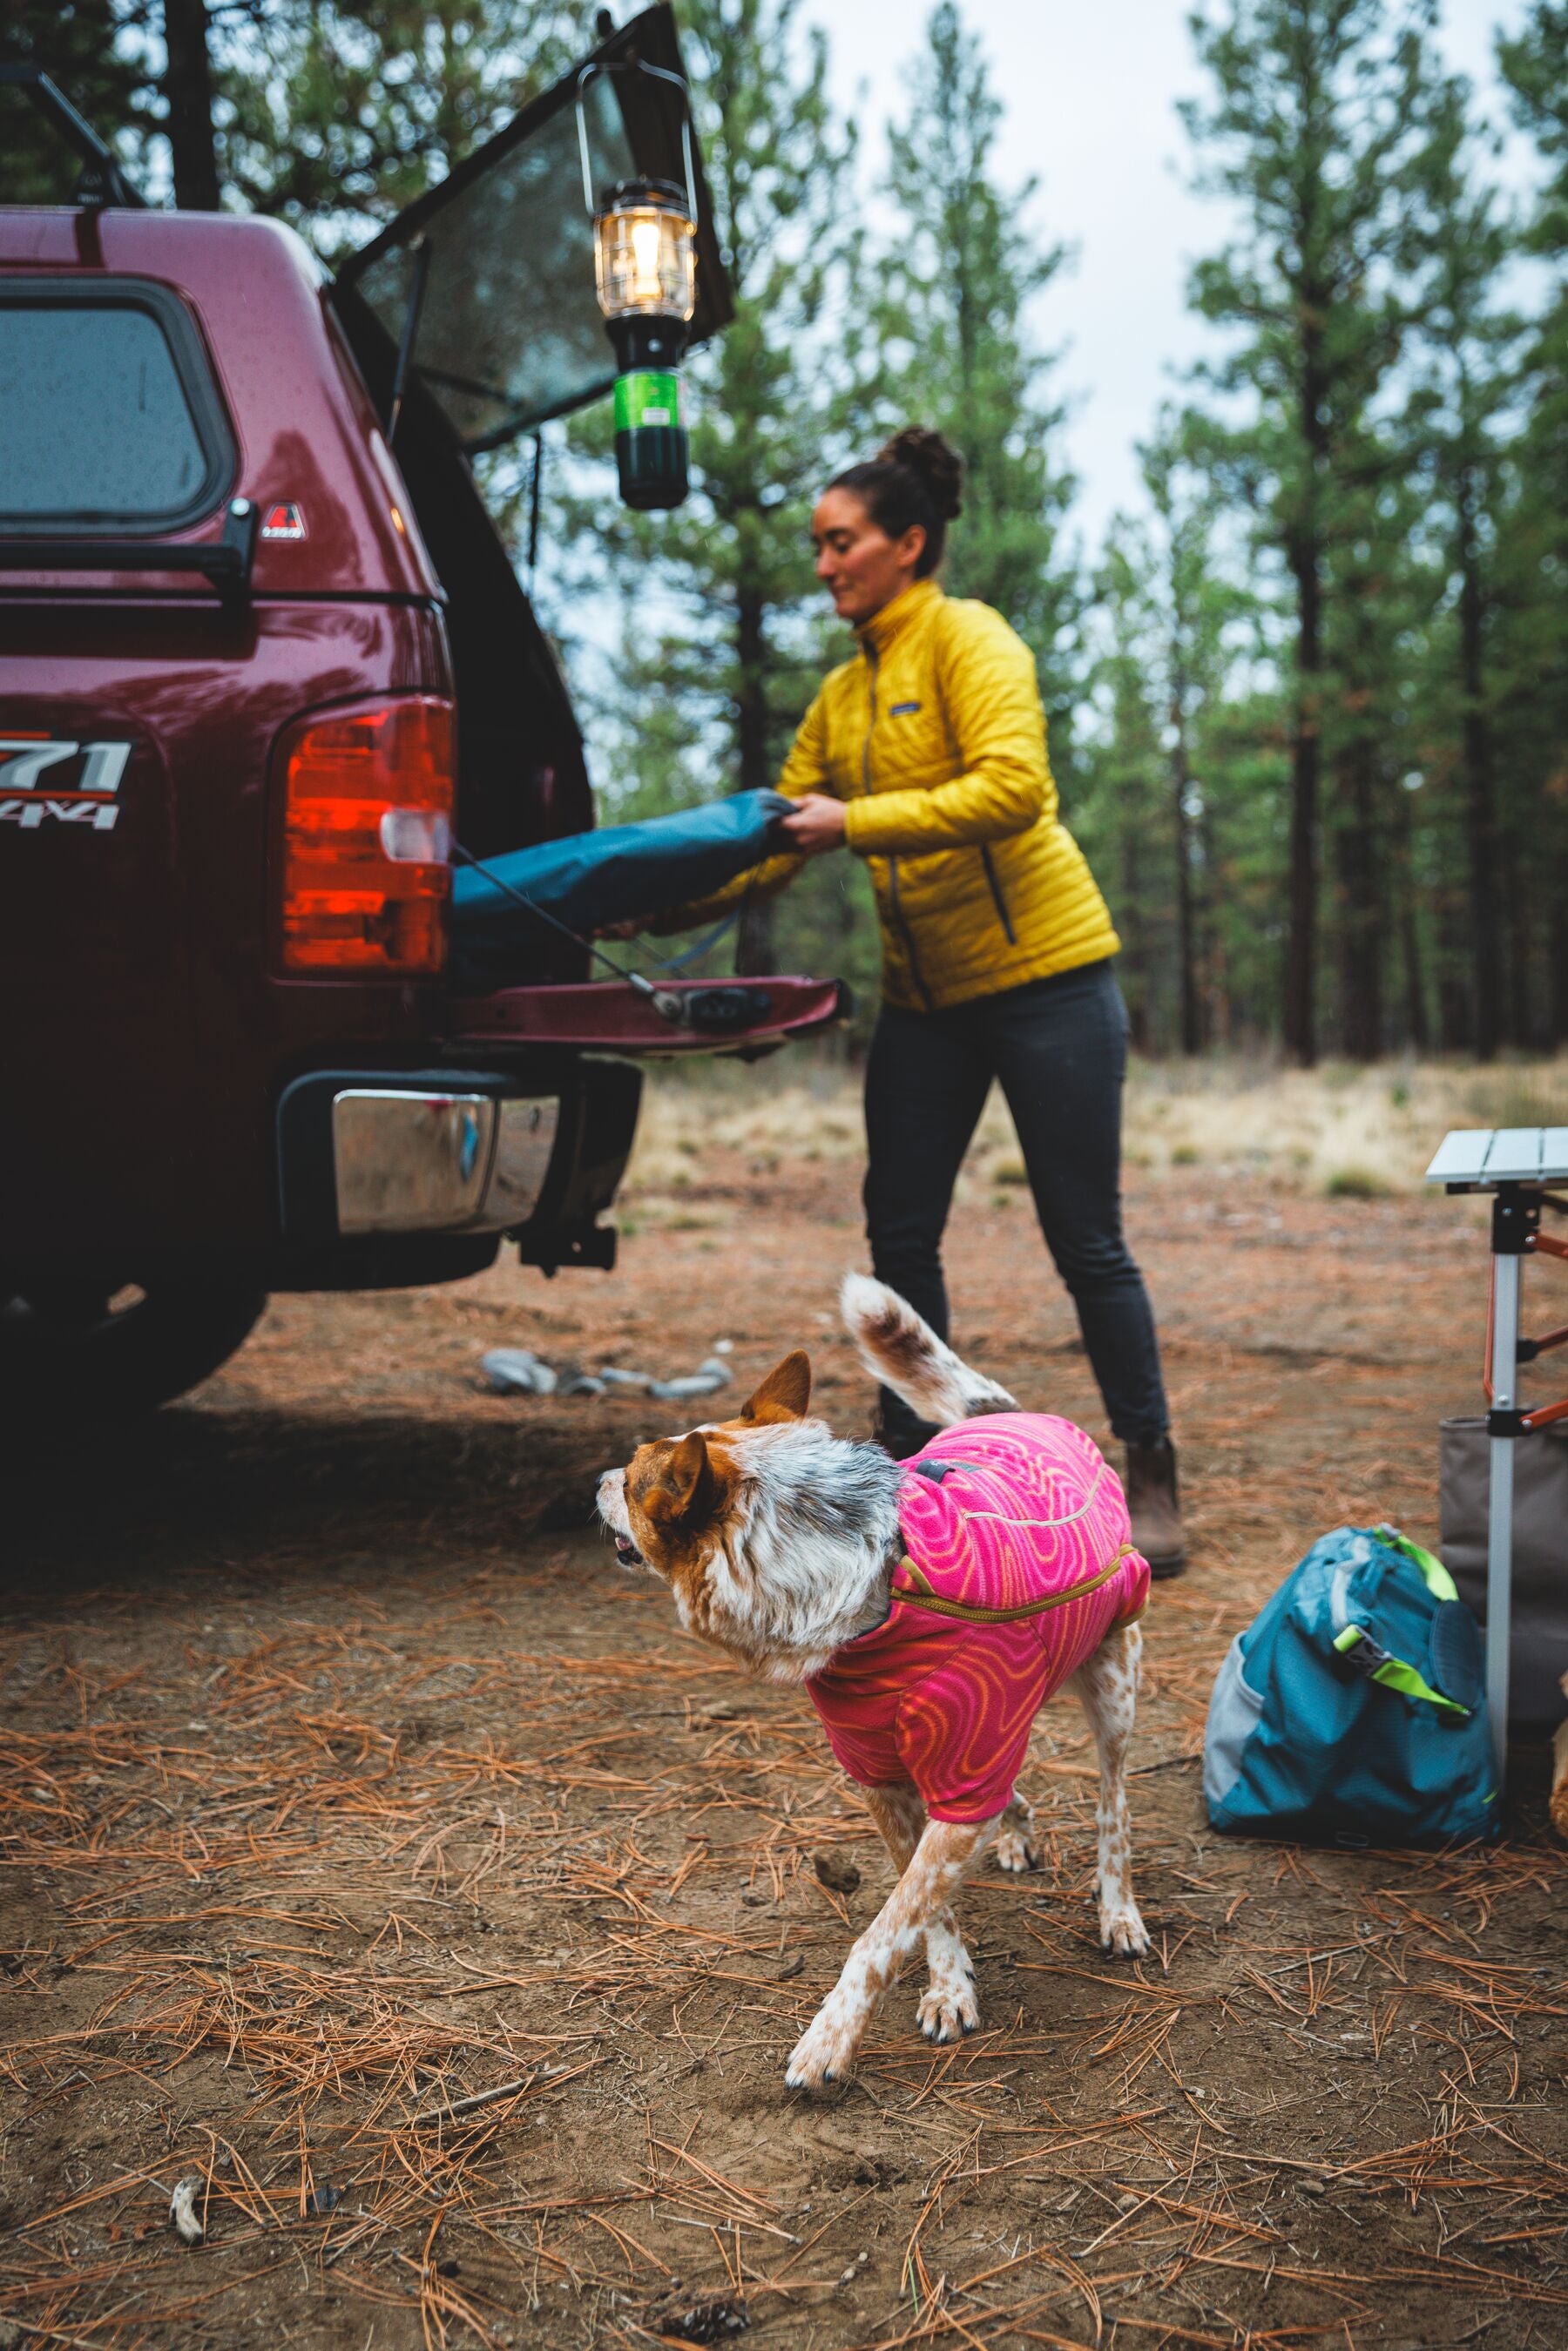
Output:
top-left (1375, 1524), bottom-right (1460, 1604)
top-left (1331, 1623), bottom-right (1470, 1718)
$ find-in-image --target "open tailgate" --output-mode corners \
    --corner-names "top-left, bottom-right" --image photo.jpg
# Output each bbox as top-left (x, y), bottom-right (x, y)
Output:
top-left (452, 975), bottom-right (848, 1054)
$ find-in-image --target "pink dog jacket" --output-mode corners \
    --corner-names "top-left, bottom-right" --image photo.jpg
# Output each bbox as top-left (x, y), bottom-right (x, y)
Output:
top-left (806, 1415), bottom-right (1149, 1823)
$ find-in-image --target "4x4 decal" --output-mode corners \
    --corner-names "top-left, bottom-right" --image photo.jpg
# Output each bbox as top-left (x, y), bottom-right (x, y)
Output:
top-left (0, 737), bottom-right (132, 831)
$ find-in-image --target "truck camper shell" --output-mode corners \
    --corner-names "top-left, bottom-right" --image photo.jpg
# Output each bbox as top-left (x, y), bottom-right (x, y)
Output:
top-left (0, 11), bottom-right (841, 1415)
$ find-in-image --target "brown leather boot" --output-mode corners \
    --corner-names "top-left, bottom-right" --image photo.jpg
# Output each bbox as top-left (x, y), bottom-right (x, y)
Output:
top-left (1125, 1440), bottom-right (1186, 1579)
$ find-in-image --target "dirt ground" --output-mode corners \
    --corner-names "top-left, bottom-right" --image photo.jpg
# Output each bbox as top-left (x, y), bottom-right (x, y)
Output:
top-left (3, 1077), bottom-right (1566, 2351)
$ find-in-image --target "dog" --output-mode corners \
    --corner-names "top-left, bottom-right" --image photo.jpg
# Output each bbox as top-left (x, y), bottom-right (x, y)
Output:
top-left (597, 1274), bottom-right (1152, 2090)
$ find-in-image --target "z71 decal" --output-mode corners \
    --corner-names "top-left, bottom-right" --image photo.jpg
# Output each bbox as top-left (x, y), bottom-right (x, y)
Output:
top-left (0, 737), bottom-right (132, 831)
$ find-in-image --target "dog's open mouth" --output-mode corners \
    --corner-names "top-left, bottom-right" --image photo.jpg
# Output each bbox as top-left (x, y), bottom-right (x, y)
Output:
top-left (613, 1535), bottom-right (644, 1566)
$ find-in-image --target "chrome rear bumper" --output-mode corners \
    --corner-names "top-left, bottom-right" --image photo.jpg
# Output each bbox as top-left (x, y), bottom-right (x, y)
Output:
top-left (331, 1090), bottom-right (557, 1235)
top-left (274, 1059), bottom-right (641, 1279)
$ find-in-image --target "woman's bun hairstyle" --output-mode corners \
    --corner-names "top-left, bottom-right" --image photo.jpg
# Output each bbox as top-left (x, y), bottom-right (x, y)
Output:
top-left (877, 426), bottom-right (964, 523)
top-left (828, 425), bottom-right (964, 578)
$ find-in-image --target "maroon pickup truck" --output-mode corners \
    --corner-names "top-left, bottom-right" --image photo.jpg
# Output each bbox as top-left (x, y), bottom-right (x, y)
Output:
top-left (0, 10), bottom-right (839, 1417)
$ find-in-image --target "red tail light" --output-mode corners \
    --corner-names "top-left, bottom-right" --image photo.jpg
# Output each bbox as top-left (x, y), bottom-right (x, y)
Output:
top-left (280, 697), bottom-right (456, 973)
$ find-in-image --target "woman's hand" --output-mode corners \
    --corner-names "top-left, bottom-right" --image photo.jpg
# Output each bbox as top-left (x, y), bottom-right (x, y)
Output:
top-left (779, 794), bottom-right (848, 855)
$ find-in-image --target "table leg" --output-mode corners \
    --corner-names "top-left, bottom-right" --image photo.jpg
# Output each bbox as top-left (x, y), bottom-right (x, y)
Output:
top-left (1487, 1248), bottom-right (1521, 1791)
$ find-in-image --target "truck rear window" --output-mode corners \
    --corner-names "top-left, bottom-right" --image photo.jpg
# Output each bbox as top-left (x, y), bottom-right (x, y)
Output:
top-left (0, 280), bottom-right (234, 533)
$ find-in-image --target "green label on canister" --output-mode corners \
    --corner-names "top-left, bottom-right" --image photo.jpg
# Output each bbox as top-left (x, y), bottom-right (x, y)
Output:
top-left (614, 369), bottom-right (681, 431)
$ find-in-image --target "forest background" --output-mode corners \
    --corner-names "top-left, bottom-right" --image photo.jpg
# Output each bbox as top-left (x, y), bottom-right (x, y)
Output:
top-left (7, 0), bottom-right (1566, 1065)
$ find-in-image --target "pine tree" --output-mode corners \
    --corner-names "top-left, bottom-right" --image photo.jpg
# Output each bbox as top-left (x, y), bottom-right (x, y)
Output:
top-left (1406, 81), bottom-right (1524, 1058)
top-left (3, 0), bottom-right (582, 236)
top-left (875, 3), bottom-right (1080, 754)
top-left (1078, 529), bottom-right (1169, 1052)
top-left (1079, 426), bottom-right (1275, 1053)
top-left (1497, 1), bottom-right (1568, 1041)
top-left (1138, 416), bottom-right (1247, 1054)
top-left (219, 0), bottom-right (583, 250)
top-left (1180, 0), bottom-right (1456, 1062)
top-left (2, 3), bottom-right (158, 204)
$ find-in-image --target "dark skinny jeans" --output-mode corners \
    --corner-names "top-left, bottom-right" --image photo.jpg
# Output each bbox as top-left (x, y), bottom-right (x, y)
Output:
top-left (863, 958), bottom-right (1170, 1451)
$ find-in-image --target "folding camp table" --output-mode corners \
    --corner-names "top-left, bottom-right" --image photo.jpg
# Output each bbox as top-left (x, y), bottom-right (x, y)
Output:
top-left (1426, 1127), bottom-right (1568, 1784)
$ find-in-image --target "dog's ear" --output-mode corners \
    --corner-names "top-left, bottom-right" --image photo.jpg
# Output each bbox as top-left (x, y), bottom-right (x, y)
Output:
top-left (645, 1430), bottom-right (718, 1525)
top-left (740, 1349), bottom-right (811, 1424)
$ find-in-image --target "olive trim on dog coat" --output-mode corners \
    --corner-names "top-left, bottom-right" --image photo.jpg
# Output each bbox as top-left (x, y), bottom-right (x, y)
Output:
top-left (895, 1542), bottom-right (1138, 1624)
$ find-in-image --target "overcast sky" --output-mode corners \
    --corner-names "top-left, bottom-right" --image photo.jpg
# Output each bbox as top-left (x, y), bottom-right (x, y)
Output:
top-left (797, 0), bottom-right (1538, 548)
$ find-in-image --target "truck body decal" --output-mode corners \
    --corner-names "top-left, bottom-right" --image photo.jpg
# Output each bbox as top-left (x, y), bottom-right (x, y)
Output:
top-left (0, 737), bottom-right (132, 831)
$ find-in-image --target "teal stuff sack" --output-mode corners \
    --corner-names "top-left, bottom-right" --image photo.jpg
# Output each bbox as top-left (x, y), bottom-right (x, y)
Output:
top-left (1204, 1526), bottom-right (1497, 1848)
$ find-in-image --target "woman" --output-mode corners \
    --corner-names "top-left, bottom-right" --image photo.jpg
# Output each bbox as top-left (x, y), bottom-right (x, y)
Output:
top-left (663, 427), bottom-right (1185, 1576)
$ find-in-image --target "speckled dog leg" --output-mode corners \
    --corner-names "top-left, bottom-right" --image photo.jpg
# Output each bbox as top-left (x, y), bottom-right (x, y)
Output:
top-left (862, 1781), bottom-right (977, 2044)
top-left (1067, 1620), bottom-right (1150, 1959)
top-left (786, 1816), bottom-right (995, 2089)
top-left (992, 1794), bottom-right (1041, 1874)
top-left (913, 1927), bottom-right (978, 2043)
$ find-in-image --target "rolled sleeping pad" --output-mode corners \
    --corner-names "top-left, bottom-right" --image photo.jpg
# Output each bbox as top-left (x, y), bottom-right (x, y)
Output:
top-left (449, 788), bottom-right (791, 990)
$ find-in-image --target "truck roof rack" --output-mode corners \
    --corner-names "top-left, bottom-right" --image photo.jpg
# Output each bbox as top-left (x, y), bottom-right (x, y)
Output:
top-left (0, 65), bottom-right (145, 209)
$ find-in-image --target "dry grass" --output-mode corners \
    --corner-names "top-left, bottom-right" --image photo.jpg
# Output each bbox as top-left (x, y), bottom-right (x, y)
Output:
top-left (623, 1053), bottom-right (1568, 1211)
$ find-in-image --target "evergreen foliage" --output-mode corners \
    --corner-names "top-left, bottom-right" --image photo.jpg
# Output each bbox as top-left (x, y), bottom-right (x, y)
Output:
top-left (873, 3), bottom-right (1080, 758)
top-left (1077, 415), bottom-right (1286, 1055)
top-left (1178, 0), bottom-right (1459, 1063)
top-left (0, 2), bottom-right (159, 204)
top-left (1497, 0), bottom-right (1568, 1040)
top-left (217, 0), bottom-right (582, 251)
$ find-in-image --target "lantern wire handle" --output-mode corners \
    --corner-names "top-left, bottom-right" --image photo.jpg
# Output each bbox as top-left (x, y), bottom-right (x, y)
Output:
top-left (575, 57), bottom-right (698, 223)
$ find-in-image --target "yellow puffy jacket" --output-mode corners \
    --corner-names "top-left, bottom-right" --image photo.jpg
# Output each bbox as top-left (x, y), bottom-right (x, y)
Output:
top-left (666, 577), bottom-right (1119, 1011)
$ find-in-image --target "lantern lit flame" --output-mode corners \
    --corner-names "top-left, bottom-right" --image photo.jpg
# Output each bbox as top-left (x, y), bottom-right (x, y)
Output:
top-left (594, 188), bottom-right (696, 323)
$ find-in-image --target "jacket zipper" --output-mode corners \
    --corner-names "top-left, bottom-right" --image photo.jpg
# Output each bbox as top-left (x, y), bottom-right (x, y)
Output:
top-left (862, 639), bottom-right (935, 1011)
top-left (859, 639), bottom-right (878, 798)
top-left (979, 844), bottom-right (1016, 943)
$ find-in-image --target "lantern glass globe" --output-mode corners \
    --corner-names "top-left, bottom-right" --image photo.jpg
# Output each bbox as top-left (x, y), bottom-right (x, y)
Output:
top-left (594, 190), bottom-right (696, 323)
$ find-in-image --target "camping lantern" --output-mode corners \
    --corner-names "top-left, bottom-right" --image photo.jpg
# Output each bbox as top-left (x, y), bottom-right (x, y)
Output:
top-left (593, 177), bottom-right (696, 509)
top-left (578, 65), bottom-right (700, 510)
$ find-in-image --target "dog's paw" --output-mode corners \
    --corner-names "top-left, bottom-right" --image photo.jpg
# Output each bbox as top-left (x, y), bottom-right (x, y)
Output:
top-left (916, 1969), bottom-right (979, 2044)
top-left (1099, 1901), bottom-right (1152, 1959)
top-left (993, 1826), bottom-right (1041, 1874)
top-left (785, 2002), bottom-right (861, 2091)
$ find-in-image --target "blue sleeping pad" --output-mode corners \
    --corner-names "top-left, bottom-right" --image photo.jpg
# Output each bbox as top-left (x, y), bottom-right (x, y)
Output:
top-left (449, 790), bottom-right (789, 990)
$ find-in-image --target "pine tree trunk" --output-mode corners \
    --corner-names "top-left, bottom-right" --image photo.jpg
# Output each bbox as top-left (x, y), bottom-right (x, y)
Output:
top-left (1285, 611), bottom-right (1321, 1064)
top-left (1169, 695), bottom-right (1200, 1055)
top-left (1200, 801), bottom-right (1228, 1047)
top-left (1436, 901), bottom-right (1473, 1051)
top-left (1501, 830), bottom-right (1531, 1047)
top-left (1456, 471), bottom-right (1501, 1061)
top-left (733, 584), bottom-right (774, 976)
top-left (1283, 298), bottom-right (1330, 1067)
top-left (164, 0), bottom-right (220, 211)
top-left (1334, 733), bottom-right (1383, 1059)
top-left (1119, 828), bottom-right (1151, 1052)
top-left (1552, 835), bottom-right (1568, 1046)
top-left (1394, 782), bottom-right (1429, 1052)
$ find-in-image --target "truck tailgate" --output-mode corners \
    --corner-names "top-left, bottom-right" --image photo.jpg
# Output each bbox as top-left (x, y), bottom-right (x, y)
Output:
top-left (451, 975), bottom-right (848, 1052)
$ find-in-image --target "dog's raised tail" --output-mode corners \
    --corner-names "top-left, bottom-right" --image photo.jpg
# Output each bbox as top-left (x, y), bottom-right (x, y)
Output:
top-left (840, 1273), bottom-right (1017, 1429)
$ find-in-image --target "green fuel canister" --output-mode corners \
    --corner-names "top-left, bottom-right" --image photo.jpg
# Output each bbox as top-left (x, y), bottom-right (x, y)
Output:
top-left (612, 367), bottom-right (688, 510)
